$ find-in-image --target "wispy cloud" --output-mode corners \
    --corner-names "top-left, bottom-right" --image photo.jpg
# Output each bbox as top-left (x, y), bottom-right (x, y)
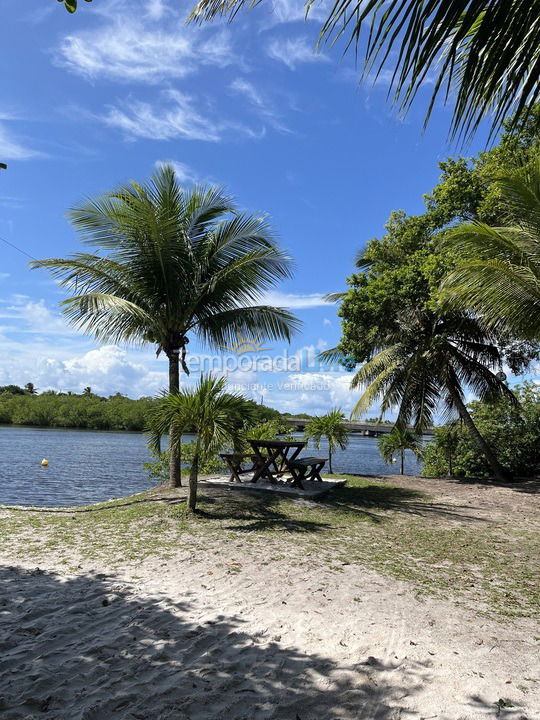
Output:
top-left (103, 89), bottom-right (260, 143)
top-left (266, 36), bottom-right (329, 70)
top-left (268, 0), bottom-right (330, 25)
top-left (146, 0), bottom-right (167, 20)
top-left (261, 291), bottom-right (333, 309)
top-left (103, 91), bottom-right (221, 142)
top-left (0, 123), bottom-right (44, 161)
top-left (57, 16), bottom-right (238, 84)
top-left (229, 78), bottom-right (290, 133)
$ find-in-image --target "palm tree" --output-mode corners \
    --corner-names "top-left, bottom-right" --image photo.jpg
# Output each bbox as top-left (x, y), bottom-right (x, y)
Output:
top-left (303, 409), bottom-right (350, 474)
top-left (331, 308), bottom-right (515, 481)
top-left (443, 158), bottom-right (540, 339)
top-left (191, 0), bottom-right (540, 141)
top-left (32, 165), bottom-right (300, 488)
top-left (378, 427), bottom-right (423, 475)
top-left (148, 375), bottom-right (252, 511)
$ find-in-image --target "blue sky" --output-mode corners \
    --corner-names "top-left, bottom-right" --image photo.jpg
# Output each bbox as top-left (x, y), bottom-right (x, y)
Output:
top-left (0, 0), bottom-right (526, 415)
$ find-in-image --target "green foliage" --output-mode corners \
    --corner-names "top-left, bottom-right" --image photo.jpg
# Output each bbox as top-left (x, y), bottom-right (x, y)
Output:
top-left (0, 385), bottom-right (27, 396)
top-left (32, 165), bottom-right (299, 363)
top-left (304, 409), bottom-right (350, 473)
top-left (0, 389), bottom-right (154, 431)
top-left (147, 375), bottom-right (254, 510)
top-left (58, 0), bottom-right (92, 12)
top-left (378, 427), bottom-right (423, 475)
top-left (143, 441), bottom-right (226, 484)
top-left (443, 154), bottom-right (540, 342)
top-left (336, 112), bottom-right (540, 367)
top-left (243, 418), bottom-right (292, 443)
top-left (423, 384), bottom-right (540, 479)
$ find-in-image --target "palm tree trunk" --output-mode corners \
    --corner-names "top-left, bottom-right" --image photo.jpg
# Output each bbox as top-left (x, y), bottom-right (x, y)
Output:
top-left (168, 351), bottom-right (182, 488)
top-left (447, 385), bottom-right (507, 482)
top-left (188, 453), bottom-right (198, 512)
top-left (328, 444), bottom-right (333, 474)
top-left (400, 449), bottom-right (404, 475)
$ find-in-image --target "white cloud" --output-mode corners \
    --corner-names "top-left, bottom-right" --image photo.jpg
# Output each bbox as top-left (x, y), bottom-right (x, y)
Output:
top-left (0, 297), bottom-right (67, 335)
top-left (103, 89), bottom-right (262, 143)
top-left (266, 36), bottom-right (329, 69)
top-left (261, 291), bottom-right (333, 309)
top-left (0, 123), bottom-right (43, 161)
top-left (57, 16), bottom-right (238, 84)
top-left (0, 196), bottom-right (24, 209)
top-left (261, 371), bottom-right (358, 415)
top-left (323, 318), bottom-right (332, 326)
top-left (269, 0), bottom-right (329, 25)
top-left (103, 90), bottom-right (222, 142)
top-left (146, 0), bottom-right (167, 20)
top-left (229, 78), bottom-right (290, 132)
top-left (0, 345), bottom-right (167, 398)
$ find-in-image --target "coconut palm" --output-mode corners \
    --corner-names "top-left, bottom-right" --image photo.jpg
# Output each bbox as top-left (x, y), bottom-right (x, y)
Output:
top-left (148, 375), bottom-right (252, 511)
top-left (378, 427), bottom-right (423, 475)
top-left (191, 0), bottom-right (540, 141)
top-left (32, 165), bottom-right (300, 488)
top-left (333, 308), bottom-right (515, 481)
top-left (303, 409), bottom-right (350, 474)
top-left (443, 158), bottom-right (540, 339)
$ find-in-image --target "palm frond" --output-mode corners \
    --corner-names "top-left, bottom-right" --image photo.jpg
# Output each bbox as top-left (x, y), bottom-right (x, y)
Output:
top-left (190, 0), bottom-right (540, 142)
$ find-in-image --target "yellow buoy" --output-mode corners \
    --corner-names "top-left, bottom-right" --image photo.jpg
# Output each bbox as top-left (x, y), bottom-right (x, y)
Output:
top-left (41, 458), bottom-right (49, 467)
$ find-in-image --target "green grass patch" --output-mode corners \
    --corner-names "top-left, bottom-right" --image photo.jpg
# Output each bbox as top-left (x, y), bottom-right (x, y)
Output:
top-left (1, 476), bottom-right (538, 618)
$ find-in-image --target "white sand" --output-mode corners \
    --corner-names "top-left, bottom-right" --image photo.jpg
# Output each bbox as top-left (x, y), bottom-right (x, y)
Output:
top-left (1, 547), bottom-right (538, 719)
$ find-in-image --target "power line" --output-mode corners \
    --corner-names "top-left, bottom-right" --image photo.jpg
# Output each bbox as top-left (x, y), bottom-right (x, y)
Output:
top-left (0, 234), bottom-right (37, 261)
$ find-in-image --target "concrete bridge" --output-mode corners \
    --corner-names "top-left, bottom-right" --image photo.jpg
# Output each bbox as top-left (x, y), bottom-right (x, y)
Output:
top-left (283, 417), bottom-right (434, 437)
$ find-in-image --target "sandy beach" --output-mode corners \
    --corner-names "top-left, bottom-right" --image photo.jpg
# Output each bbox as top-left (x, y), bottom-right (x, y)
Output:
top-left (1, 476), bottom-right (539, 719)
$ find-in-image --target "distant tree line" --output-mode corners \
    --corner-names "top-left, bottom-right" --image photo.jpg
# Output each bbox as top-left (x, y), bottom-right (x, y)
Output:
top-left (0, 385), bottom-right (282, 433)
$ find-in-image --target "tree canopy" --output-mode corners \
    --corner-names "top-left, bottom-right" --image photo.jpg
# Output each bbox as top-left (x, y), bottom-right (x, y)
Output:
top-left (334, 109), bottom-right (540, 371)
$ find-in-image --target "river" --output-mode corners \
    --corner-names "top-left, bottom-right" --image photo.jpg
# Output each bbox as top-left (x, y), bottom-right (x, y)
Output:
top-left (0, 425), bottom-right (424, 507)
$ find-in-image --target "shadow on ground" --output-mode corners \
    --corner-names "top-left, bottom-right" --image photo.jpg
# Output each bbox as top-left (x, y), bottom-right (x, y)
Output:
top-left (326, 483), bottom-right (484, 523)
top-left (453, 477), bottom-right (540, 494)
top-left (196, 480), bottom-right (483, 531)
top-left (0, 565), bottom-right (430, 720)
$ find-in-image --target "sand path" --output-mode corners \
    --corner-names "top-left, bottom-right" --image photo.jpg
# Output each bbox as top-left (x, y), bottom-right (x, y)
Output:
top-left (1, 542), bottom-right (538, 720)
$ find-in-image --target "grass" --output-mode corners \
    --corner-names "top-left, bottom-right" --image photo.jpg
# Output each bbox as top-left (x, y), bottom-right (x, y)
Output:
top-left (1, 475), bottom-right (538, 619)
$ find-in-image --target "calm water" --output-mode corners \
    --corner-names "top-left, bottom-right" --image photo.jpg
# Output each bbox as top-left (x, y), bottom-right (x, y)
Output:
top-left (0, 425), bottom-right (424, 507)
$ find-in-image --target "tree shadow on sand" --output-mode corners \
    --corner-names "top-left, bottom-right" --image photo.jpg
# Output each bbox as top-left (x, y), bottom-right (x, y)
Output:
top-left (0, 565), bottom-right (436, 720)
top-left (325, 483), bottom-right (485, 523)
top-left (196, 481), bottom-right (483, 532)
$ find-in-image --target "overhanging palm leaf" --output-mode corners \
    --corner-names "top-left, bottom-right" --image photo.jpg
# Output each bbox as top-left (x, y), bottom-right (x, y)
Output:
top-left (190, 0), bottom-right (540, 141)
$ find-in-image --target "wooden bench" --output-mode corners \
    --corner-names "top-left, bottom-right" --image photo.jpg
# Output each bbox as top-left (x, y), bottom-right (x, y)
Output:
top-left (288, 456), bottom-right (327, 486)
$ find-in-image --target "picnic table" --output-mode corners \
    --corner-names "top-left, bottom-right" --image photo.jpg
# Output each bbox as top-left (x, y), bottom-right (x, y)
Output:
top-left (248, 440), bottom-right (327, 489)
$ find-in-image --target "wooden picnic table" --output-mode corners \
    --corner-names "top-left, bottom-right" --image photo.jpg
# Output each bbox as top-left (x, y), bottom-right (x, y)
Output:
top-left (248, 439), bottom-right (307, 487)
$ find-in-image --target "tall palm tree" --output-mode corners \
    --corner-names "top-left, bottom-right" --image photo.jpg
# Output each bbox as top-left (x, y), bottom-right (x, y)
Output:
top-left (303, 409), bottom-right (350, 474)
top-left (378, 427), bottom-right (423, 475)
top-left (329, 309), bottom-right (515, 481)
top-left (148, 375), bottom-right (252, 511)
top-left (443, 158), bottom-right (540, 338)
top-left (32, 165), bottom-right (300, 487)
top-left (191, 0), bottom-right (540, 141)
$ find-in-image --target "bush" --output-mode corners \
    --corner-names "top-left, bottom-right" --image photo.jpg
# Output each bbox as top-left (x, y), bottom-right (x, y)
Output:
top-left (422, 383), bottom-right (540, 478)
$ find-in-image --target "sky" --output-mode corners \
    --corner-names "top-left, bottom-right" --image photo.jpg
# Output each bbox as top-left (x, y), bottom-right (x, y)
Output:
top-left (1, 0), bottom-right (531, 415)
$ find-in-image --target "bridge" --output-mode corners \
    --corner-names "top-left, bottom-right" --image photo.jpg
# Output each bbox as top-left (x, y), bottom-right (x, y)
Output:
top-left (283, 417), bottom-right (434, 437)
